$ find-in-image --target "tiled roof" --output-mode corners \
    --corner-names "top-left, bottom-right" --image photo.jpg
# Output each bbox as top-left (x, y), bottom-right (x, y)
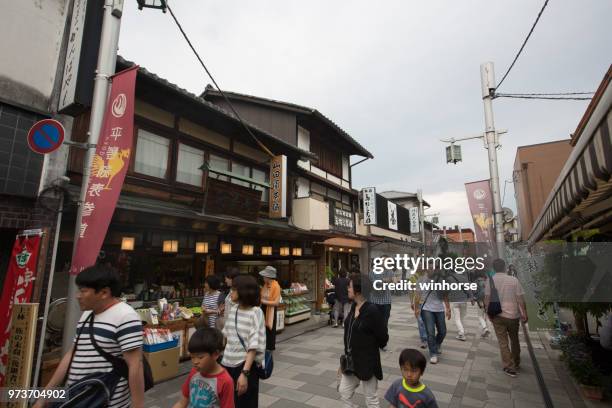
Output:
top-left (116, 56), bottom-right (316, 160)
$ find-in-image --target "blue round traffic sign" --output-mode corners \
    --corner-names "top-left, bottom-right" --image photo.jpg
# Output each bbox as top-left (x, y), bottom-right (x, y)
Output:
top-left (27, 119), bottom-right (65, 154)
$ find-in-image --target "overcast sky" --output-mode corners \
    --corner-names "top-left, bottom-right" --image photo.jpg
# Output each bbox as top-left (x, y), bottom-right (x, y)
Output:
top-left (119, 0), bottom-right (611, 231)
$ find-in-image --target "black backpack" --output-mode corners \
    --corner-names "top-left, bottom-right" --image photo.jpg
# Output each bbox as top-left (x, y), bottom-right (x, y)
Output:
top-left (50, 312), bottom-right (153, 407)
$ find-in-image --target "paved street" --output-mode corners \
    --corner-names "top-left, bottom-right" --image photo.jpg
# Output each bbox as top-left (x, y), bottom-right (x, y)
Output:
top-left (146, 297), bottom-right (578, 408)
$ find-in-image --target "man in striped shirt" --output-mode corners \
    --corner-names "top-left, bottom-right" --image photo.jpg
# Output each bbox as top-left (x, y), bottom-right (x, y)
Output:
top-left (33, 265), bottom-right (144, 408)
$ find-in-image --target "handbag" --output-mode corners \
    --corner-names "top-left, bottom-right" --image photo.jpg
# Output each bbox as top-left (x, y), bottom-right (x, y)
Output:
top-left (486, 276), bottom-right (503, 318)
top-left (234, 309), bottom-right (274, 379)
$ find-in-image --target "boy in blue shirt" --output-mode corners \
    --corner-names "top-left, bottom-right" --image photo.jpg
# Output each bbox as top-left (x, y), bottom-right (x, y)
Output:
top-left (385, 349), bottom-right (438, 408)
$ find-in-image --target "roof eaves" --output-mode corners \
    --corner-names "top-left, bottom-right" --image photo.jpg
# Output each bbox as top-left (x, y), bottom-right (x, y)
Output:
top-left (117, 57), bottom-right (316, 161)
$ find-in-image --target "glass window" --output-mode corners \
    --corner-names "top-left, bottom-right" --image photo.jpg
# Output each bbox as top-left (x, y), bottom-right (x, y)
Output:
top-left (252, 167), bottom-right (269, 202)
top-left (209, 154), bottom-right (229, 182)
top-left (135, 129), bottom-right (170, 179)
top-left (231, 162), bottom-right (250, 188)
top-left (176, 143), bottom-right (205, 187)
top-left (342, 194), bottom-right (350, 205)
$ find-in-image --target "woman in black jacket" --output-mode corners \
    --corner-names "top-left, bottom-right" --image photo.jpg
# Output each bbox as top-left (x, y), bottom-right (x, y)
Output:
top-left (339, 273), bottom-right (389, 407)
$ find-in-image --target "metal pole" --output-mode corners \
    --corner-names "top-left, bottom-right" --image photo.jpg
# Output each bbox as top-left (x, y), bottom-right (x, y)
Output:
top-left (480, 62), bottom-right (506, 258)
top-left (62, 0), bottom-right (123, 354)
top-left (33, 190), bottom-right (64, 387)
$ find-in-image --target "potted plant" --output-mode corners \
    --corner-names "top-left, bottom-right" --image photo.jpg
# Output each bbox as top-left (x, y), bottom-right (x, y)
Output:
top-left (560, 335), bottom-right (605, 401)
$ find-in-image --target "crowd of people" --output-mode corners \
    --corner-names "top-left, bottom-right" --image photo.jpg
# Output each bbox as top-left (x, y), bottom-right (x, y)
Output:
top-left (36, 249), bottom-right (528, 408)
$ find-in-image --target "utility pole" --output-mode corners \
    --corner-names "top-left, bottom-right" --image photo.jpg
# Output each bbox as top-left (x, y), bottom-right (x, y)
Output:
top-left (480, 62), bottom-right (506, 258)
top-left (62, 0), bottom-right (124, 354)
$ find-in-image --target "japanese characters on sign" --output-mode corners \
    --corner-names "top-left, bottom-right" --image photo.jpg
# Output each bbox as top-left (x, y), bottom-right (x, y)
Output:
top-left (409, 207), bottom-right (420, 233)
top-left (70, 67), bottom-right (138, 275)
top-left (4, 303), bottom-right (38, 407)
top-left (268, 155), bottom-right (287, 218)
top-left (331, 207), bottom-right (355, 233)
top-left (0, 234), bottom-right (41, 387)
top-left (387, 201), bottom-right (398, 231)
top-left (361, 187), bottom-right (377, 225)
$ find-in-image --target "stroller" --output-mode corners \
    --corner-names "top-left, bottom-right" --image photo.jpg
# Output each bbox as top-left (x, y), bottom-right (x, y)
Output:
top-left (325, 288), bottom-right (345, 326)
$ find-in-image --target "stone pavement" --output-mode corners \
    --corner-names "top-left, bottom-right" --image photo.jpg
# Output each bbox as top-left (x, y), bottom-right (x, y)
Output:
top-left (146, 297), bottom-right (580, 408)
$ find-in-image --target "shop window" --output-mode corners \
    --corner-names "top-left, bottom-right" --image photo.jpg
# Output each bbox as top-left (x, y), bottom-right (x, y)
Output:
top-left (135, 129), bottom-right (170, 179)
top-left (252, 167), bottom-right (269, 202)
top-left (176, 143), bottom-right (205, 187)
top-left (231, 162), bottom-right (250, 188)
top-left (209, 154), bottom-right (229, 181)
top-left (311, 182), bottom-right (326, 196)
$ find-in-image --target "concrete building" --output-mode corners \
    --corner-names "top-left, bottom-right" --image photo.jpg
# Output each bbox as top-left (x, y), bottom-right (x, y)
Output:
top-left (513, 140), bottom-right (572, 241)
top-left (434, 226), bottom-right (476, 243)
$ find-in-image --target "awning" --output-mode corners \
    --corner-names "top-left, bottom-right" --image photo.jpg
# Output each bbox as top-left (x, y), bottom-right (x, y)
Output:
top-left (528, 67), bottom-right (612, 245)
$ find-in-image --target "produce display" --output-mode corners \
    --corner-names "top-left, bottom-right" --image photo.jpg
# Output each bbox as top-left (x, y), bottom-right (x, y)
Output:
top-left (285, 296), bottom-right (310, 316)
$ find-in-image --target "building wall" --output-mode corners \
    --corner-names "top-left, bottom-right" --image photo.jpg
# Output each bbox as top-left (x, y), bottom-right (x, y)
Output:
top-left (0, 0), bottom-right (70, 113)
top-left (206, 98), bottom-right (297, 146)
top-left (513, 140), bottom-right (572, 241)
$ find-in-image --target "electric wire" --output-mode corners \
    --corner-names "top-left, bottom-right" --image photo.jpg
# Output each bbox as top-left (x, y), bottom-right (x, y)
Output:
top-left (166, 5), bottom-right (275, 158)
top-left (495, 0), bottom-right (550, 91)
top-left (496, 92), bottom-right (594, 96)
top-left (495, 94), bottom-right (592, 101)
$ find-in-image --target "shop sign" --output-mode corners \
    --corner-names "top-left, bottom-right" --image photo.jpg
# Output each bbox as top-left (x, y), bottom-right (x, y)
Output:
top-left (269, 155), bottom-right (287, 218)
top-left (387, 201), bottom-right (398, 230)
top-left (0, 234), bottom-right (41, 387)
top-left (205, 178), bottom-right (262, 221)
top-left (3, 303), bottom-right (38, 407)
top-left (409, 207), bottom-right (420, 233)
top-left (330, 206), bottom-right (355, 233)
top-left (361, 187), bottom-right (377, 225)
top-left (70, 67), bottom-right (138, 275)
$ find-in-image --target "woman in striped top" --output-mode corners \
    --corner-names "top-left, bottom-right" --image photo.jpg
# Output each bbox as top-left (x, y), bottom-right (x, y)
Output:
top-left (221, 275), bottom-right (266, 408)
top-left (202, 275), bottom-right (222, 329)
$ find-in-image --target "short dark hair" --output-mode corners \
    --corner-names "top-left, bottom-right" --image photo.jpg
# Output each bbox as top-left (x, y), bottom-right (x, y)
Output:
top-left (232, 275), bottom-right (260, 307)
top-left (399, 348), bottom-right (427, 373)
top-left (349, 272), bottom-right (365, 295)
top-left (188, 327), bottom-right (224, 355)
top-left (225, 268), bottom-right (240, 280)
top-left (75, 265), bottom-right (121, 297)
top-left (205, 275), bottom-right (221, 290)
top-left (492, 258), bottom-right (506, 273)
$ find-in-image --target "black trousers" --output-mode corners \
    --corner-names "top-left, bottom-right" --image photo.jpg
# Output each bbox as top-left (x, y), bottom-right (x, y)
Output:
top-left (223, 362), bottom-right (260, 408)
top-left (263, 306), bottom-right (277, 350)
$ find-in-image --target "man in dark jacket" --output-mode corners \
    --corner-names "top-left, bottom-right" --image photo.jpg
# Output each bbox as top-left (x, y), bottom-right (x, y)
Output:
top-left (339, 273), bottom-right (389, 407)
top-left (331, 269), bottom-right (351, 327)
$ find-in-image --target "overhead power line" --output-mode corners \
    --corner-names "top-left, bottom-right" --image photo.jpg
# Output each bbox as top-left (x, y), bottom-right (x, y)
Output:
top-left (496, 91), bottom-right (595, 96)
top-left (166, 5), bottom-right (275, 159)
top-left (495, 94), bottom-right (592, 101)
top-left (495, 0), bottom-right (550, 91)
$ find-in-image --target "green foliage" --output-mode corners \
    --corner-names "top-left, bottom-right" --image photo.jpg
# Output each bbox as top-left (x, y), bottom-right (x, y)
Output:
top-left (560, 335), bottom-right (604, 386)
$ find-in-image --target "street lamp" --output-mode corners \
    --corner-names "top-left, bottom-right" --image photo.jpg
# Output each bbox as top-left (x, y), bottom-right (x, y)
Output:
top-left (137, 0), bottom-right (168, 12)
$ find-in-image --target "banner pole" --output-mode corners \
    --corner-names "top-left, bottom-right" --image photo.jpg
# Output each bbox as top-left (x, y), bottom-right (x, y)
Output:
top-left (62, 0), bottom-right (123, 354)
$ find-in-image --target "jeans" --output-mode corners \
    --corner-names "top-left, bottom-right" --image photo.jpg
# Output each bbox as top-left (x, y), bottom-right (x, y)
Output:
top-left (417, 314), bottom-right (428, 343)
top-left (451, 302), bottom-right (467, 336)
top-left (339, 373), bottom-right (380, 408)
top-left (421, 310), bottom-right (446, 356)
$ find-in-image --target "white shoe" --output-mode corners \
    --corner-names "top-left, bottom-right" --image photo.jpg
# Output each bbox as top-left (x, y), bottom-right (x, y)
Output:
top-left (430, 356), bottom-right (438, 364)
top-left (481, 329), bottom-right (490, 339)
top-left (420, 342), bottom-right (427, 349)
top-left (456, 334), bottom-right (466, 341)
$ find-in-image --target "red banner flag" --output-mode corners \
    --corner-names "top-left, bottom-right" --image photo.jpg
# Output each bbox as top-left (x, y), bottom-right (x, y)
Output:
top-left (465, 179), bottom-right (495, 245)
top-left (70, 66), bottom-right (138, 275)
top-left (0, 233), bottom-right (42, 386)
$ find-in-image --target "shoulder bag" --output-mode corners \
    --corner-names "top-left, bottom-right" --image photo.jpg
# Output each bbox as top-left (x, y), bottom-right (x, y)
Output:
top-left (234, 308), bottom-right (273, 379)
top-left (340, 307), bottom-right (356, 375)
top-left (486, 276), bottom-right (503, 318)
